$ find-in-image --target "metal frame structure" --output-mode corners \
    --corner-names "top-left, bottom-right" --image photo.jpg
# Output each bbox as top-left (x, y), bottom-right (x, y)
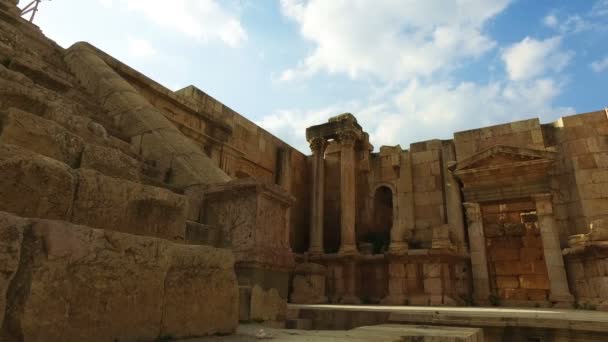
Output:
top-left (20, 0), bottom-right (48, 23)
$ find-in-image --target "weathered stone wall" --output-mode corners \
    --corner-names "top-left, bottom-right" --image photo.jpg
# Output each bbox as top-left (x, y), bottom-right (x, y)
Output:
top-left (550, 110), bottom-right (608, 238)
top-left (0, 211), bottom-right (238, 341)
top-left (481, 201), bottom-right (550, 304)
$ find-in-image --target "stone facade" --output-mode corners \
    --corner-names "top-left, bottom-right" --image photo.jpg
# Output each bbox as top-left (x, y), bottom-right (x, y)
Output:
top-left (0, 0), bottom-right (608, 339)
top-left (295, 110), bottom-right (608, 310)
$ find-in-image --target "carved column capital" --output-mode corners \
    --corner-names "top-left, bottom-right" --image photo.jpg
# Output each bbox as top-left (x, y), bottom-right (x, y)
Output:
top-left (309, 137), bottom-right (327, 154)
top-left (337, 130), bottom-right (357, 148)
top-left (532, 193), bottom-right (553, 216)
top-left (463, 202), bottom-right (482, 223)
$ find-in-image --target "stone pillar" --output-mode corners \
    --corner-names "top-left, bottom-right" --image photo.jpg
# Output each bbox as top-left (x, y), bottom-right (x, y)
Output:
top-left (309, 138), bottom-right (326, 254)
top-left (442, 143), bottom-right (467, 253)
top-left (381, 262), bottom-right (406, 305)
top-left (338, 131), bottom-right (358, 255)
top-left (463, 202), bottom-right (491, 305)
top-left (278, 148), bottom-right (293, 250)
top-left (339, 259), bottom-right (361, 304)
top-left (532, 193), bottom-right (574, 306)
top-left (390, 153), bottom-right (409, 253)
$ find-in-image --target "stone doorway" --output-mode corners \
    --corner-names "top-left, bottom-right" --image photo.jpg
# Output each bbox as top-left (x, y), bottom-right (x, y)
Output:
top-left (366, 185), bottom-right (393, 254)
top-left (481, 199), bottom-right (550, 305)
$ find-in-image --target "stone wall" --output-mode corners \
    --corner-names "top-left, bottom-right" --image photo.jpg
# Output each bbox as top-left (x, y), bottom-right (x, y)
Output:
top-left (0, 211), bottom-right (238, 341)
top-left (481, 201), bottom-right (550, 304)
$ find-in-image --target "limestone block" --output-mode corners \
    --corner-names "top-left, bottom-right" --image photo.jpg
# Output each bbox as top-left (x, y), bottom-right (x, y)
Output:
top-left (496, 276), bottom-right (520, 289)
top-left (589, 219), bottom-right (608, 241)
top-left (520, 247), bottom-right (543, 261)
top-left (290, 263), bottom-right (327, 304)
top-left (499, 288), bottom-right (527, 300)
top-left (503, 223), bottom-right (525, 236)
top-left (423, 263), bottom-right (442, 278)
top-left (584, 259), bottom-right (600, 278)
top-left (0, 144), bottom-right (76, 220)
top-left (490, 248), bottom-right (519, 261)
top-left (80, 143), bottom-right (141, 182)
top-left (519, 274), bottom-right (550, 290)
top-left (423, 277), bottom-right (443, 295)
top-left (72, 169), bottom-right (186, 241)
top-left (250, 285), bottom-right (286, 322)
top-left (160, 244), bottom-right (238, 337)
top-left (484, 223), bottom-right (504, 238)
top-left (0, 108), bottom-right (84, 167)
top-left (0, 211), bottom-right (238, 341)
top-left (527, 289), bottom-right (548, 301)
top-left (0, 213), bottom-right (24, 329)
top-left (494, 261), bottom-right (520, 276)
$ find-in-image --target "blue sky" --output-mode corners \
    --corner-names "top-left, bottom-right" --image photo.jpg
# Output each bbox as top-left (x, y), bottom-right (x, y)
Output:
top-left (24, 0), bottom-right (608, 152)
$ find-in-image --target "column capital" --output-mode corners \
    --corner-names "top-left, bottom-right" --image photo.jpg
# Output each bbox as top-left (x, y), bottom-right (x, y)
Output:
top-left (308, 137), bottom-right (327, 154)
top-left (337, 130), bottom-right (357, 148)
top-left (532, 193), bottom-right (553, 216)
top-left (463, 202), bottom-right (482, 223)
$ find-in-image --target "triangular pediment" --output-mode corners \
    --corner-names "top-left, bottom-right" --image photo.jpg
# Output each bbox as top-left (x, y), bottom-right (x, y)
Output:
top-left (453, 145), bottom-right (556, 172)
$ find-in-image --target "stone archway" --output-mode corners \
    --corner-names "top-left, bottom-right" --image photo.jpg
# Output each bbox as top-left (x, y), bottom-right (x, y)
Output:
top-left (373, 186), bottom-right (394, 234)
top-left (364, 185), bottom-right (394, 254)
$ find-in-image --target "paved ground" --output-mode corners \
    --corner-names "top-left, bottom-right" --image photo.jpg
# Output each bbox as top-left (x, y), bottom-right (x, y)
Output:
top-left (188, 323), bottom-right (481, 341)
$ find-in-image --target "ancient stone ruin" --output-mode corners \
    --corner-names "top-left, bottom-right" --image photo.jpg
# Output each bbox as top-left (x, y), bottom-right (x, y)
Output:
top-left (1, 0), bottom-right (608, 341)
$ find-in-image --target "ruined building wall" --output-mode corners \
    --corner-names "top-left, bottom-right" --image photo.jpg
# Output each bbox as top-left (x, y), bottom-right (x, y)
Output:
top-left (78, 53), bottom-right (311, 253)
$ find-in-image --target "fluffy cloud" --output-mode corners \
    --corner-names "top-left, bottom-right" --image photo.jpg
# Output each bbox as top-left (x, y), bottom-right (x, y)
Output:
top-left (104, 0), bottom-right (247, 47)
top-left (259, 77), bottom-right (574, 152)
top-left (591, 57), bottom-right (608, 73)
top-left (501, 36), bottom-right (572, 81)
top-left (278, 0), bottom-right (510, 82)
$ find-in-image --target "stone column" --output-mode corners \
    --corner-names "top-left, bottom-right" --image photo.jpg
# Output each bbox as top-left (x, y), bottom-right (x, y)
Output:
top-left (532, 193), bottom-right (574, 306)
top-left (381, 262), bottom-right (406, 305)
top-left (463, 202), bottom-right (491, 305)
top-left (308, 138), bottom-right (326, 255)
top-left (338, 131), bottom-right (358, 255)
top-left (442, 143), bottom-right (467, 253)
top-left (390, 152), bottom-right (409, 253)
top-left (278, 148), bottom-right (293, 250)
top-left (339, 259), bottom-right (361, 304)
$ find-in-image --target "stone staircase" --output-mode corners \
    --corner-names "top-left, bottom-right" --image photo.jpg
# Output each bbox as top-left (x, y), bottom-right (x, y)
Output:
top-left (0, 2), bottom-right (239, 340)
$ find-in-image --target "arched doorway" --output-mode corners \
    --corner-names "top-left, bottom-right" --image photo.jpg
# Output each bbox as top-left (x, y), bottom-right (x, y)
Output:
top-left (373, 186), bottom-right (393, 233)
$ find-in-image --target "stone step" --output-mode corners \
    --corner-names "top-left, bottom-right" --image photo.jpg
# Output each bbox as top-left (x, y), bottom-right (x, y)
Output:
top-left (285, 318), bottom-right (313, 330)
top-left (0, 108), bottom-right (143, 182)
top-left (0, 144), bottom-right (188, 241)
top-left (0, 210), bottom-right (238, 341)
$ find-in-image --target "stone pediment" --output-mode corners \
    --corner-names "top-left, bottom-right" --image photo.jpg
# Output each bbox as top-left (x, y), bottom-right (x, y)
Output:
top-left (451, 145), bottom-right (556, 194)
top-left (453, 145), bottom-right (556, 173)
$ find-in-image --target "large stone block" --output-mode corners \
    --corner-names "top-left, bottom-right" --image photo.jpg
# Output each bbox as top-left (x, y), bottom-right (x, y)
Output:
top-left (80, 143), bottom-right (141, 182)
top-left (0, 108), bottom-right (84, 168)
top-left (0, 144), bottom-right (76, 220)
top-left (0, 213), bottom-right (24, 330)
top-left (160, 244), bottom-right (238, 337)
top-left (0, 211), bottom-right (238, 341)
top-left (72, 169), bottom-right (186, 241)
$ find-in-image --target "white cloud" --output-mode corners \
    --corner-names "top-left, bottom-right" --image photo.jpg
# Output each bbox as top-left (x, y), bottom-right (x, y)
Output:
top-left (593, 0), bottom-right (608, 17)
top-left (110, 0), bottom-right (247, 47)
top-left (258, 77), bottom-right (574, 152)
top-left (543, 14), bottom-right (558, 28)
top-left (501, 36), bottom-right (573, 81)
top-left (278, 0), bottom-right (510, 82)
top-left (591, 56), bottom-right (608, 73)
top-left (126, 37), bottom-right (157, 58)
